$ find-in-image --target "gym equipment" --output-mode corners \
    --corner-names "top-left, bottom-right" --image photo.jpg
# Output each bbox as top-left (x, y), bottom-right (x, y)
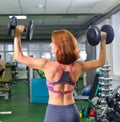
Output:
top-left (87, 24), bottom-right (114, 46)
top-left (87, 25), bottom-right (101, 46)
top-left (11, 62), bottom-right (18, 83)
top-left (95, 85), bottom-right (120, 122)
top-left (89, 109), bottom-right (96, 117)
top-left (79, 111), bottom-right (83, 118)
top-left (87, 63), bottom-right (120, 122)
top-left (88, 73), bottom-right (100, 101)
top-left (37, 70), bottom-right (45, 78)
top-left (82, 108), bottom-right (89, 117)
top-left (0, 62), bottom-right (12, 99)
top-left (8, 16), bottom-right (34, 40)
top-left (83, 63), bottom-right (120, 122)
top-left (106, 110), bottom-right (120, 122)
top-left (0, 62), bottom-right (12, 121)
top-left (74, 69), bottom-right (100, 100)
top-left (115, 93), bottom-right (120, 101)
top-left (101, 25), bottom-right (114, 44)
top-left (30, 78), bottom-right (49, 104)
top-left (82, 85), bottom-right (92, 96)
top-left (106, 86), bottom-right (120, 114)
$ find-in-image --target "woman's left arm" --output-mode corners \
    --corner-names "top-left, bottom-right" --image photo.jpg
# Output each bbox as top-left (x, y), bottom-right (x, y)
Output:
top-left (79, 32), bottom-right (106, 72)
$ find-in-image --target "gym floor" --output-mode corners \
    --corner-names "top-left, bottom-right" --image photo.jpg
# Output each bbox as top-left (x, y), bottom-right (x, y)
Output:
top-left (0, 81), bottom-right (96, 122)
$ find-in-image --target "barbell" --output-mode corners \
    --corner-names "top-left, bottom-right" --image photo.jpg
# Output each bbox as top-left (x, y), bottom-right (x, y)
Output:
top-left (8, 16), bottom-right (34, 40)
top-left (87, 25), bottom-right (114, 46)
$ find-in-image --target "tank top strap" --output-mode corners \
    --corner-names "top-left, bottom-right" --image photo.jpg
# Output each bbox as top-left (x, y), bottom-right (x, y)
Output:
top-left (57, 62), bottom-right (74, 72)
top-left (70, 63), bottom-right (74, 72)
top-left (57, 62), bottom-right (63, 71)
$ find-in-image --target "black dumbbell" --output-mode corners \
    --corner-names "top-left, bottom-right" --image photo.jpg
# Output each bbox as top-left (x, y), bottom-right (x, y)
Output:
top-left (115, 93), bottom-right (120, 101)
top-left (106, 96), bottom-right (113, 107)
top-left (87, 24), bottom-right (114, 46)
top-left (8, 16), bottom-right (34, 40)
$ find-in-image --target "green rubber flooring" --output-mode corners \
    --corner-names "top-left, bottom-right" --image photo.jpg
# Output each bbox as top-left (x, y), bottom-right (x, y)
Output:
top-left (0, 81), bottom-right (95, 122)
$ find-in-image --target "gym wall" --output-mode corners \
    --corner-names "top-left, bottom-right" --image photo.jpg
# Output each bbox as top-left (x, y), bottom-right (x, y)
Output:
top-left (111, 13), bottom-right (120, 80)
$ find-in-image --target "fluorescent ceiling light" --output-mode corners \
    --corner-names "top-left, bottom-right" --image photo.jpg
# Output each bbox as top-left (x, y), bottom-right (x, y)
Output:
top-left (9, 15), bottom-right (27, 19)
top-left (35, 4), bottom-right (44, 8)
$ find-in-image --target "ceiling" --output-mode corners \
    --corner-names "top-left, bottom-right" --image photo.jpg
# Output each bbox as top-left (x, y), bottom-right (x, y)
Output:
top-left (0, 0), bottom-right (120, 42)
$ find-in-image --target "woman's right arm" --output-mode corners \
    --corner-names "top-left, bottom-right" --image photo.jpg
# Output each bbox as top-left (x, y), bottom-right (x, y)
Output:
top-left (80, 32), bottom-right (106, 72)
top-left (14, 25), bottom-right (48, 71)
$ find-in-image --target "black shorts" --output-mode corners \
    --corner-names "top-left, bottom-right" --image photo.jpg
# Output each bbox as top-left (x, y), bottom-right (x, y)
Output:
top-left (44, 104), bottom-right (80, 122)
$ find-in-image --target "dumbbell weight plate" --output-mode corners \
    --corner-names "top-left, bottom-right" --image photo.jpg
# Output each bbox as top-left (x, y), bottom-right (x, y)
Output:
top-left (8, 16), bottom-right (17, 37)
top-left (26, 20), bottom-right (34, 40)
top-left (101, 24), bottom-right (114, 44)
top-left (8, 23), bottom-right (12, 37)
top-left (87, 25), bottom-right (101, 46)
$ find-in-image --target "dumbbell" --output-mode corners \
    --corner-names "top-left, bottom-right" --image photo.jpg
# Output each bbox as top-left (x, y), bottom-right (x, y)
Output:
top-left (115, 93), bottom-right (120, 101)
top-left (87, 24), bottom-right (114, 46)
top-left (8, 16), bottom-right (34, 40)
top-left (106, 96), bottom-right (112, 107)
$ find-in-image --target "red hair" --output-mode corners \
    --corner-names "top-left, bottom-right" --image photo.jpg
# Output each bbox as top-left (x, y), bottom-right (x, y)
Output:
top-left (51, 29), bottom-right (80, 64)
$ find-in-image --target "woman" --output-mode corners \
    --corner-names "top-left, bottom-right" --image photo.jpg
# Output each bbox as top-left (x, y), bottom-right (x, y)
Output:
top-left (14, 26), bottom-right (106, 122)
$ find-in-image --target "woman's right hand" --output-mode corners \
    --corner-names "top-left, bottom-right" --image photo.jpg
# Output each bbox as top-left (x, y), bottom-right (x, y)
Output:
top-left (101, 31), bottom-right (107, 41)
top-left (15, 25), bottom-right (25, 37)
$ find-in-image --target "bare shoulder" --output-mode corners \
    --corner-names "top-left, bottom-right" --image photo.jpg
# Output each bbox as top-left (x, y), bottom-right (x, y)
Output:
top-left (72, 61), bottom-right (83, 73)
top-left (44, 60), bottom-right (58, 70)
top-left (73, 61), bottom-right (83, 68)
top-left (73, 61), bottom-right (90, 73)
top-left (46, 60), bottom-right (57, 66)
top-left (43, 60), bottom-right (59, 77)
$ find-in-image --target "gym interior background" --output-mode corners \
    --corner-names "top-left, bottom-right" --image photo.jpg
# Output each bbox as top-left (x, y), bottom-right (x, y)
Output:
top-left (0, 0), bottom-right (120, 122)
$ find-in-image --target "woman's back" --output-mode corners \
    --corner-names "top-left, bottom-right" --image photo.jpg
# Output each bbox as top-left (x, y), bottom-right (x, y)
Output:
top-left (45, 61), bottom-right (82, 105)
